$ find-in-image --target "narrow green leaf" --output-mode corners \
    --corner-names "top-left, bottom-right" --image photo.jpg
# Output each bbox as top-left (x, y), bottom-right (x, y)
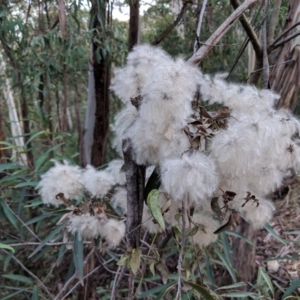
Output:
top-left (117, 255), bottom-right (129, 266)
top-left (281, 278), bottom-right (300, 300)
top-left (216, 282), bottom-right (246, 290)
top-left (0, 163), bottom-right (26, 172)
top-left (136, 281), bottom-right (175, 298)
top-left (14, 181), bottom-right (38, 188)
top-left (264, 223), bottom-right (286, 245)
top-left (0, 243), bottom-right (15, 253)
top-left (73, 232), bottom-right (84, 284)
top-left (1, 289), bottom-right (27, 300)
top-left (4, 251), bottom-right (13, 271)
top-left (258, 266), bottom-right (274, 297)
top-left (214, 248), bottom-right (236, 282)
top-left (147, 189), bottom-right (165, 231)
top-left (0, 199), bottom-right (18, 230)
top-left (184, 281), bottom-right (217, 300)
top-left (225, 230), bottom-right (255, 247)
top-left (31, 285), bottom-right (39, 300)
top-left (2, 274), bottom-right (34, 284)
top-left (220, 292), bottom-right (256, 297)
top-left (29, 223), bottom-right (65, 258)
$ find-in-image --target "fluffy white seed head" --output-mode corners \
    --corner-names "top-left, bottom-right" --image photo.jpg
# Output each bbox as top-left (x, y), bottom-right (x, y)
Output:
top-left (190, 213), bottom-right (219, 247)
top-left (105, 159), bottom-right (126, 186)
top-left (111, 104), bottom-right (138, 157)
top-left (37, 160), bottom-right (83, 207)
top-left (67, 213), bottom-right (107, 240)
top-left (82, 165), bottom-right (114, 198)
top-left (161, 151), bottom-right (218, 204)
top-left (100, 219), bottom-right (126, 248)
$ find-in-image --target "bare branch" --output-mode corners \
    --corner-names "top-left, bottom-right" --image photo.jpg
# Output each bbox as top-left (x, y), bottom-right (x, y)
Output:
top-left (271, 31), bottom-right (300, 50)
top-left (230, 0), bottom-right (261, 57)
top-left (188, 0), bottom-right (258, 65)
top-left (152, 1), bottom-right (191, 46)
top-left (270, 21), bottom-right (300, 47)
top-left (193, 0), bottom-right (208, 54)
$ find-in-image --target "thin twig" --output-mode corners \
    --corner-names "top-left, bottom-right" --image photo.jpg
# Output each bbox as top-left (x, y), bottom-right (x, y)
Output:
top-left (176, 199), bottom-right (186, 299)
top-left (54, 247), bottom-right (96, 300)
top-left (110, 266), bottom-right (125, 300)
top-left (262, 0), bottom-right (269, 89)
top-left (188, 0), bottom-right (258, 65)
top-left (193, 0), bottom-right (208, 54)
top-left (249, 59), bottom-right (294, 74)
top-left (1, 249), bottom-right (54, 299)
top-left (60, 266), bottom-right (101, 300)
top-left (152, 1), bottom-right (191, 45)
top-left (7, 204), bottom-right (41, 242)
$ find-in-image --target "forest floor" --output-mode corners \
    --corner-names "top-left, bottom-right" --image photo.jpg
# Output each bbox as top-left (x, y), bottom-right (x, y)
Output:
top-left (256, 176), bottom-right (300, 297)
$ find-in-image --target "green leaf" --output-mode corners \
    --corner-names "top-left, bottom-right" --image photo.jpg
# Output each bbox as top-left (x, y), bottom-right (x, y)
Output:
top-left (117, 254), bottom-right (129, 266)
top-left (73, 232), bottom-right (84, 284)
top-left (0, 163), bottom-right (27, 173)
top-left (155, 261), bottom-right (169, 285)
top-left (136, 281), bottom-right (175, 298)
top-left (130, 248), bottom-right (141, 275)
top-left (2, 274), bottom-right (34, 284)
top-left (258, 266), bottom-right (274, 297)
top-left (184, 281), bottom-right (218, 300)
top-left (4, 251), bottom-right (13, 271)
top-left (14, 181), bottom-right (38, 188)
top-left (281, 278), bottom-right (300, 300)
top-left (0, 199), bottom-right (18, 230)
top-left (29, 223), bottom-right (65, 258)
top-left (264, 223), bottom-right (286, 245)
top-left (225, 230), bottom-right (256, 247)
top-left (1, 289), bottom-right (27, 300)
top-left (0, 243), bottom-right (15, 253)
top-left (216, 282), bottom-right (246, 290)
top-left (220, 292), bottom-right (256, 297)
top-left (147, 189), bottom-right (165, 231)
top-left (214, 248), bottom-right (236, 282)
top-left (31, 285), bottom-right (39, 300)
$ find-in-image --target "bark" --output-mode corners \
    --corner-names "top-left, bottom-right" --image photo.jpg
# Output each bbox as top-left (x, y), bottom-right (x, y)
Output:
top-left (123, 139), bottom-right (145, 249)
top-left (129, 0), bottom-right (139, 50)
top-left (90, 0), bottom-right (110, 167)
top-left (233, 218), bottom-right (257, 285)
top-left (269, 0), bottom-right (300, 111)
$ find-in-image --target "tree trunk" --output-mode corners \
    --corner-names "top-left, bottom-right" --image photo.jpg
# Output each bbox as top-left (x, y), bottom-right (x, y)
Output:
top-left (129, 0), bottom-right (139, 50)
top-left (90, 0), bottom-right (110, 167)
top-left (270, 0), bottom-right (300, 111)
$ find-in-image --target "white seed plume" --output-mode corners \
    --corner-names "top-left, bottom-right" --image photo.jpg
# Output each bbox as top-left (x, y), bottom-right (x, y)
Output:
top-left (37, 160), bottom-right (83, 207)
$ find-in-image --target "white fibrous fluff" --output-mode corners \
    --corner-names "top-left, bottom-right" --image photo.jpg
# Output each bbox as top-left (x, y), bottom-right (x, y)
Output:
top-left (37, 160), bottom-right (83, 207)
top-left (190, 213), bottom-right (219, 247)
top-left (105, 159), bottom-right (126, 186)
top-left (67, 213), bottom-right (107, 240)
top-left (232, 197), bottom-right (275, 229)
top-left (199, 74), bottom-right (278, 115)
top-left (161, 151), bottom-right (218, 204)
top-left (111, 104), bottom-right (138, 157)
top-left (111, 187), bottom-right (127, 214)
top-left (100, 219), bottom-right (126, 248)
top-left (82, 165), bottom-right (114, 198)
top-left (110, 44), bottom-right (173, 104)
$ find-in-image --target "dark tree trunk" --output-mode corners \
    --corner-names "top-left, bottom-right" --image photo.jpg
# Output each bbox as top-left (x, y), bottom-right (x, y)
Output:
top-left (129, 0), bottom-right (139, 50)
top-left (90, 0), bottom-right (110, 167)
